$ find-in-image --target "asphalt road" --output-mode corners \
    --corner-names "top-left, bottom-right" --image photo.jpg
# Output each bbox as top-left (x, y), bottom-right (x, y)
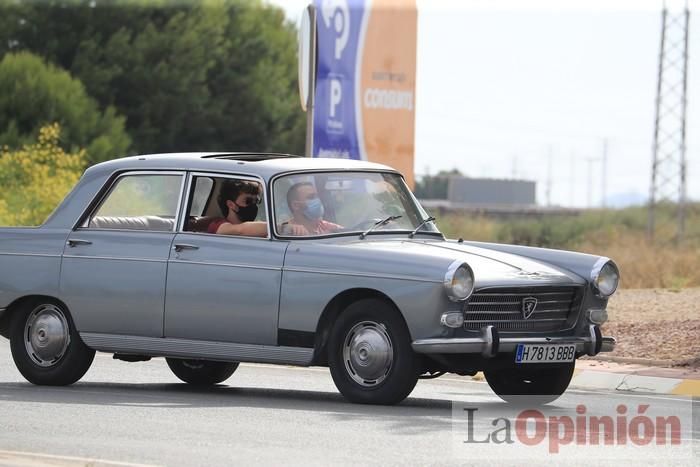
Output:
top-left (0, 342), bottom-right (696, 466)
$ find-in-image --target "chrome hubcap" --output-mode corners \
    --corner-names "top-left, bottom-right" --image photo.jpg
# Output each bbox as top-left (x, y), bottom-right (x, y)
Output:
top-left (24, 304), bottom-right (70, 367)
top-left (343, 321), bottom-right (393, 387)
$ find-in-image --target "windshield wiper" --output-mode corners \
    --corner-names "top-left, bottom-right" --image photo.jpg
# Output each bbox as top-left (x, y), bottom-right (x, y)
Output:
top-left (359, 215), bottom-right (402, 239)
top-left (408, 216), bottom-right (436, 238)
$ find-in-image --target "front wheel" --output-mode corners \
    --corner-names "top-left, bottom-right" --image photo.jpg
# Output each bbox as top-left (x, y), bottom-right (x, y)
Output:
top-left (166, 358), bottom-right (239, 386)
top-left (328, 298), bottom-right (419, 405)
top-left (10, 299), bottom-right (95, 385)
top-left (484, 363), bottom-right (575, 405)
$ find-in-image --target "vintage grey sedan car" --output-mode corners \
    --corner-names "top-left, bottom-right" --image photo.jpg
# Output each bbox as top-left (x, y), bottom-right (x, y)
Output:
top-left (0, 153), bottom-right (618, 405)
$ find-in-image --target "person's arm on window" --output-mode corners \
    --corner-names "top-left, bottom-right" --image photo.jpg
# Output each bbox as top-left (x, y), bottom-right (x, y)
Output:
top-left (215, 221), bottom-right (268, 237)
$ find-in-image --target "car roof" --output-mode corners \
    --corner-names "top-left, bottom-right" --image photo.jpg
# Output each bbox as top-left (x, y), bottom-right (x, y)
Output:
top-left (85, 152), bottom-right (400, 181)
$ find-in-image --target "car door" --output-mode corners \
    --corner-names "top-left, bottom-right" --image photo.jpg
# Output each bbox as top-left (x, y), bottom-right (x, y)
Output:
top-left (164, 173), bottom-right (287, 345)
top-left (60, 171), bottom-right (185, 337)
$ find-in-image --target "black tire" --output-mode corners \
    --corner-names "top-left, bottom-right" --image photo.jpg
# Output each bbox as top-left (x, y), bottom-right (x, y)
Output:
top-left (484, 363), bottom-right (575, 405)
top-left (328, 298), bottom-right (419, 405)
top-left (10, 298), bottom-right (95, 386)
top-left (166, 358), bottom-right (239, 386)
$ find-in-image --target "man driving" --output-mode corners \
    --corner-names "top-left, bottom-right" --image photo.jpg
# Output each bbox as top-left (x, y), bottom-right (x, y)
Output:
top-left (281, 182), bottom-right (342, 236)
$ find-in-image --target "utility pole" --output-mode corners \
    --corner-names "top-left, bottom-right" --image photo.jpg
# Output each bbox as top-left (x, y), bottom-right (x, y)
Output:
top-left (601, 139), bottom-right (608, 208)
top-left (546, 147), bottom-right (553, 207)
top-left (586, 157), bottom-right (598, 208)
top-left (570, 152), bottom-right (576, 207)
top-left (648, 2), bottom-right (690, 243)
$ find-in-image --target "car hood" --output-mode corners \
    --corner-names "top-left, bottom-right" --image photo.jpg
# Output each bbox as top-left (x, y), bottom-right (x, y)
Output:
top-left (406, 239), bottom-right (584, 286)
top-left (283, 237), bottom-right (585, 288)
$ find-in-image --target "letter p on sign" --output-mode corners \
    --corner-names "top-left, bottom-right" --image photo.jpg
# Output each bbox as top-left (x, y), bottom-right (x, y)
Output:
top-left (330, 78), bottom-right (342, 118)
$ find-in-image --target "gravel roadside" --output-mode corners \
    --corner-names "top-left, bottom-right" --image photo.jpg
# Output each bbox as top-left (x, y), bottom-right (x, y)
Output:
top-left (600, 288), bottom-right (700, 366)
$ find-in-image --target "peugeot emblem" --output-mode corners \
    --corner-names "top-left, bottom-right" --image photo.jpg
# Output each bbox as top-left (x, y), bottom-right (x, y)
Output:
top-left (521, 297), bottom-right (538, 319)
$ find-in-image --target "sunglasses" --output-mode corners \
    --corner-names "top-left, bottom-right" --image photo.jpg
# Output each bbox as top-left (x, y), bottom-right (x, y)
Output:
top-left (239, 195), bottom-right (261, 206)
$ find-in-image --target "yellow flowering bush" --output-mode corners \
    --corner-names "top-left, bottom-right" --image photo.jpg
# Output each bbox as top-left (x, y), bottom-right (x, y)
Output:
top-left (0, 123), bottom-right (86, 226)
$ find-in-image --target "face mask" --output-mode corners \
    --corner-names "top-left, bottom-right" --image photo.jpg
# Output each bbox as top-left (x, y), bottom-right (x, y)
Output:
top-left (303, 197), bottom-right (324, 221)
top-left (235, 203), bottom-right (258, 222)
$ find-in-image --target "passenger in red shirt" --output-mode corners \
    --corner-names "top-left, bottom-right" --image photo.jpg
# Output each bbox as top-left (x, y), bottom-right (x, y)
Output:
top-left (280, 182), bottom-right (342, 236)
top-left (206, 179), bottom-right (267, 237)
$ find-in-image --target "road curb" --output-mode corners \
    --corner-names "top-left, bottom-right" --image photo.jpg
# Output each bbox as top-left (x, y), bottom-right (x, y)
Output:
top-left (570, 362), bottom-right (700, 396)
top-left (586, 355), bottom-right (678, 367)
top-left (470, 364), bottom-right (700, 396)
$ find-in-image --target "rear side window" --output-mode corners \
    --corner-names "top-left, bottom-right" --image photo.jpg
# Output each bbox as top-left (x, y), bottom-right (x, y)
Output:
top-left (87, 174), bottom-right (183, 231)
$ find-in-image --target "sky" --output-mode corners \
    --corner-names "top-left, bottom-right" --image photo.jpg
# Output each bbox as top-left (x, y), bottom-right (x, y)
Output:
top-left (269, 0), bottom-right (699, 207)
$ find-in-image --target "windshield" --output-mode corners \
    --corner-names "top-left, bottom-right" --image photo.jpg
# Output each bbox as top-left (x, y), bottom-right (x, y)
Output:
top-left (273, 171), bottom-right (440, 238)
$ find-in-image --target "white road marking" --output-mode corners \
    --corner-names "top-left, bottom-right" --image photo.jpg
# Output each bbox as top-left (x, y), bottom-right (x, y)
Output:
top-left (0, 449), bottom-right (160, 467)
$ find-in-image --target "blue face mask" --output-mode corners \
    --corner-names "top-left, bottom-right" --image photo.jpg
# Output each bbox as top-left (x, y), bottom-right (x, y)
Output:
top-left (303, 197), bottom-right (324, 221)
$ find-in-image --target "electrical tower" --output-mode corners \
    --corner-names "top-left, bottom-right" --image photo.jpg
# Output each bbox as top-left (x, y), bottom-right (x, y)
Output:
top-left (648, 2), bottom-right (690, 242)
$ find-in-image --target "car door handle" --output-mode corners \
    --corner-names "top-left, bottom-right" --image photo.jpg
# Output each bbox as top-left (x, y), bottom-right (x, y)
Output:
top-left (67, 239), bottom-right (92, 247)
top-left (173, 243), bottom-right (199, 252)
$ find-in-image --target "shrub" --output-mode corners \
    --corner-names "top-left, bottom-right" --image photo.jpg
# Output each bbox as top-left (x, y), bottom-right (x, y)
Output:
top-left (0, 123), bottom-right (86, 226)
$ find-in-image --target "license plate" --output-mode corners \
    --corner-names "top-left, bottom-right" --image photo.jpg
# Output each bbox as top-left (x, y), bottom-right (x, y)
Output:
top-left (515, 344), bottom-right (576, 363)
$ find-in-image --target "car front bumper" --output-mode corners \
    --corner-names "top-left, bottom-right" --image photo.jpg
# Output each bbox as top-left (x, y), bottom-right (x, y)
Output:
top-left (411, 324), bottom-right (615, 358)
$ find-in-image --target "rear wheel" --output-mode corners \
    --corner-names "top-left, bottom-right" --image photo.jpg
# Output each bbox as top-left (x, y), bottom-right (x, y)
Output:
top-left (10, 299), bottom-right (95, 385)
top-left (328, 298), bottom-right (419, 405)
top-left (484, 363), bottom-right (575, 404)
top-left (166, 358), bottom-right (239, 386)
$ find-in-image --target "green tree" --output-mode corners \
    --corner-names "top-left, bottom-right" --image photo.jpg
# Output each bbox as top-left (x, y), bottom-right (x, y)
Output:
top-left (0, 0), bottom-right (305, 155)
top-left (0, 51), bottom-right (131, 163)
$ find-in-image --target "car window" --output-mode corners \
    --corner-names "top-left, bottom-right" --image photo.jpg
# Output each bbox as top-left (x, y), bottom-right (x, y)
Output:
top-left (273, 171), bottom-right (438, 238)
top-left (184, 175), bottom-right (267, 235)
top-left (87, 174), bottom-right (183, 231)
top-left (189, 177), bottom-right (214, 216)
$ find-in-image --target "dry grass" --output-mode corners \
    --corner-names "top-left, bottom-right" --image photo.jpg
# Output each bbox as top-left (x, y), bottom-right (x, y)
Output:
top-left (436, 208), bottom-right (700, 289)
top-left (576, 232), bottom-right (700, 289)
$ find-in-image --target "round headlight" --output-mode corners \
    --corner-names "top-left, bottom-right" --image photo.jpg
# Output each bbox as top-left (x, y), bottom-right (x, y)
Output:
top-left (444, 261), bottom-right (474, 301)
top-left (591, 259), bottom-right (619, 298)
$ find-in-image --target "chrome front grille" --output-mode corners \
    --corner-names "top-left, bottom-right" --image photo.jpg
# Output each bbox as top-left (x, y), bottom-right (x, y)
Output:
top-left (463, 286), bottom-right (582, 332)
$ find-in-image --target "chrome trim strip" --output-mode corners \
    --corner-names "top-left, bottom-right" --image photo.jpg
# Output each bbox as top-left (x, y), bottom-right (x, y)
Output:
top-left (411, 335), bottom-right (616, 354)
top-left (70, 228), bottom-right (176, 235)
top-left (80, 333), bottom-right (314, 366)
top-left (282, 266), bottom-right (441, 283)
top-left (169, 259), bottom-right (281, 271)
top-left (177, 172), bottom-right (195, 232)
top-left (172, 173), bottom-right (187, 233)
top-left (0, 252), bottom-right (62, 258)
top-left (62, 255), bottom-right (167, 263)
top-left (465, 318), bottom-right (568, 323)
